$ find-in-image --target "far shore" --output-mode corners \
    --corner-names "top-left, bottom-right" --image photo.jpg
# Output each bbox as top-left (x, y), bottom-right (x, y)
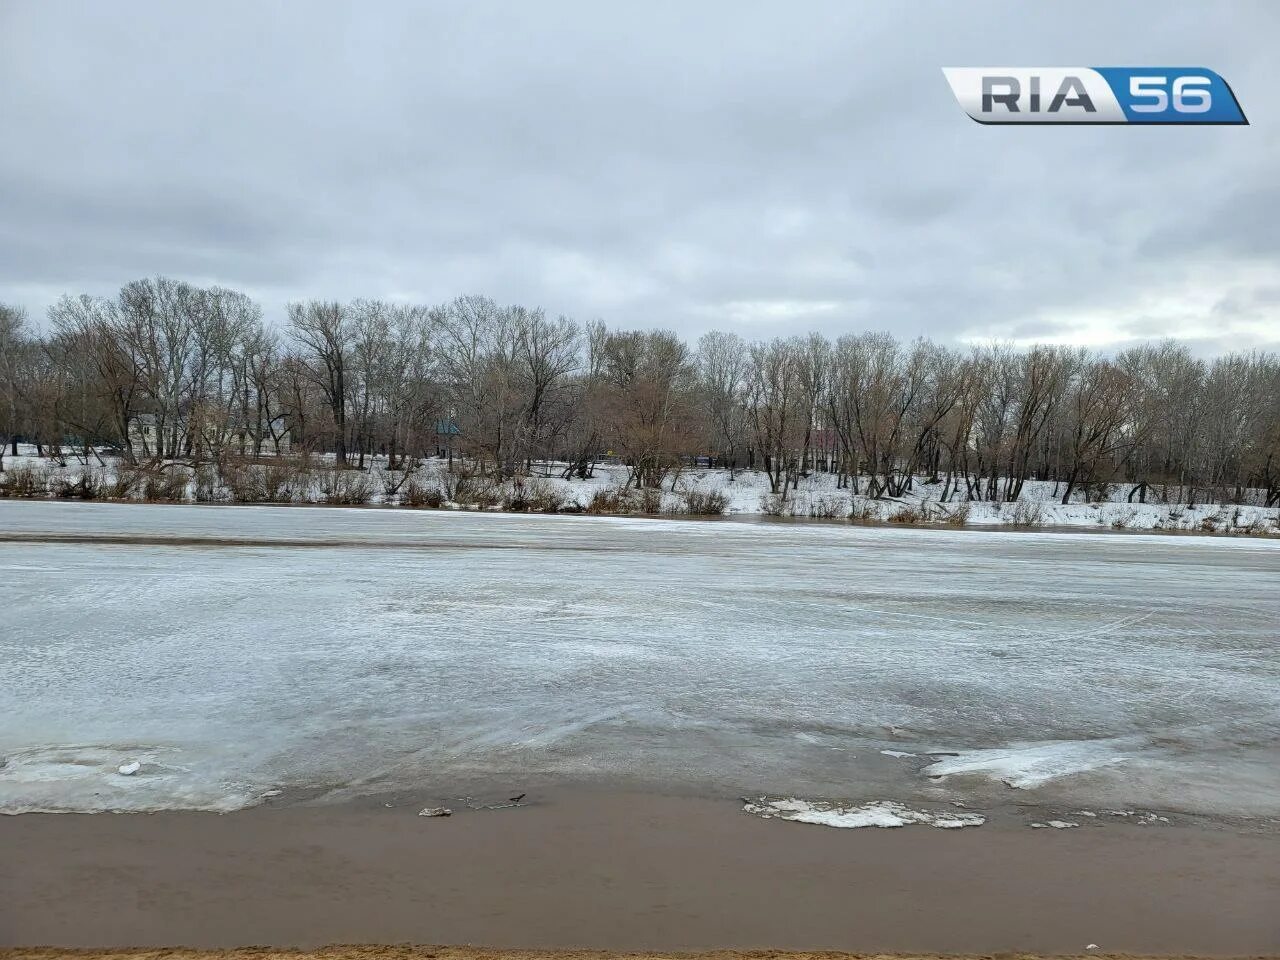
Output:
top-left (1, 495), bottom-right (1277, 541)
top-left (5, 951), bottom-right (1277, 960)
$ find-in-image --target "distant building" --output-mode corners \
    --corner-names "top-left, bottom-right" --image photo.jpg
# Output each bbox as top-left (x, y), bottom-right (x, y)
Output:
top-left (126, 414), bottom-right (160, 455)
top-left (125, 413), bottom-right (291, 458)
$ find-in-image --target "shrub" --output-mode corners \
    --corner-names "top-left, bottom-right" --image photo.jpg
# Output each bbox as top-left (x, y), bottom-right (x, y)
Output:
top-left (586, 487), bottom-right (632, 514)
top-left (887, 504), bottom-right (923, 524)
top-left (220, 460), bottom-right (263, 502)
top-left (193, 465), bottom-right (225, 502)
top-left (1199, 510), bottom-right (1226, 533)
top-left (0, 463), bottom-right (49, 498)
top-left (1009, 499), bottom-right (1044, 527)
top-left (50, 470), bottom-right (101, 500)
top-left (681, 489), bottom-right (729, 515)
top-left (848, 499), bottom-right (878, 522)
top-left (513, 478), bottom-right (568, 513)
top-left (221, 457), bottom-right (307, 503)
top-left (403, 477), bottom-right (446, 508)
top-left (1238, 512), bottom-right (1274, 536)
top-left (318, 468), bottom-right (373, 505)
top-left (142, 467), bottom-right (189, 502)
top-left (635, 487), bottom-right (663, 514)
top-left (943, 501), bottom-right (971, 526)
top-left (105, 463), bottom-right (144, 500)
top-left (381, 470), bottom-right (413, 500)
top-left (759, 492), bottom-right (787, 516)
top-left (802, 494), bottom-right (844, 519)
top-left (1109, 507), bottom-right (1138, 530)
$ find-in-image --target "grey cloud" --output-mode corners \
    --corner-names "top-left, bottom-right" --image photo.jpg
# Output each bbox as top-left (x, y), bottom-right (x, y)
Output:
top-left (1, 1), bottom-right (1277, 352)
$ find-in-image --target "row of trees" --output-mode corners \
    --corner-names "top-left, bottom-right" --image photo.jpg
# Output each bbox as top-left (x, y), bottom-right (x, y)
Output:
top-left (2, 278), bottom-right (1278, 506)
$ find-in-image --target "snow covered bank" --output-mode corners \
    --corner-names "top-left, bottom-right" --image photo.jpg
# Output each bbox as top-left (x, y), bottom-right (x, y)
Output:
top-left (2, 446), bottom-right (1278, 536)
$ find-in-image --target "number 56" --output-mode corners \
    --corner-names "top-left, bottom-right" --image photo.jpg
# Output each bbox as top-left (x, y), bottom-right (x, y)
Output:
top-left (1130, 75), bottom-right (1212, 113)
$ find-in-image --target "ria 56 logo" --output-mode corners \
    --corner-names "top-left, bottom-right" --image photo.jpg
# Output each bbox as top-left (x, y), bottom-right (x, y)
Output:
top-left (943, 67), bottom-right (1247, 124)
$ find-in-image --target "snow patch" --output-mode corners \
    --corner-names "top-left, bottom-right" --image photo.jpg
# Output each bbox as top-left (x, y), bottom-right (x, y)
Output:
top-left (880, 749), bottom-right (917, 759)
top-left (744, 797), bottom-right (984, 829)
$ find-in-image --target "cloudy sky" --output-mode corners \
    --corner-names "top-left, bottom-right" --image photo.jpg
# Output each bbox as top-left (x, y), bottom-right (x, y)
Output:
top-left (1, 1), bottom-right (1276, 353)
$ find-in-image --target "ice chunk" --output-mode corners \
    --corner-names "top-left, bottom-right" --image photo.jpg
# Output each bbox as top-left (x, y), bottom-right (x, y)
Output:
top-left (745, 797), bottom-right (983, 829)
top-left (922, 740), bottom-right (1132, 789)
top-left (117, 760), bottom-right (141, 776)
top-left (880, 749), bottom-right (917, 758)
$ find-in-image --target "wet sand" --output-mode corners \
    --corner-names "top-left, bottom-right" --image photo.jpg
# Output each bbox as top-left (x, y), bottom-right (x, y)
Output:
top-left (7, 953), bottom-right (1275, 960)
top-left (2, 792), bottom-right (1278, 955)
top-left (2, 952), bottom-right (1275, 960)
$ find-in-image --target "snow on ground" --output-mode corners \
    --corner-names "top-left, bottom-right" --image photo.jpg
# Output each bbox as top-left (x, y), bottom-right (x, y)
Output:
top-left (2, 444), bottom-right (1277, 535)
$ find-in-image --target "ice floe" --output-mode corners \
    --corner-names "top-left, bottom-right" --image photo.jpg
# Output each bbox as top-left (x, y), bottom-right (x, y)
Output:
top-left (744, 797), bottom-right (984, 829)
top-left (922, 739), bottom-right (1133, 789)
top-left (0, 744), bottom-right (258, 814)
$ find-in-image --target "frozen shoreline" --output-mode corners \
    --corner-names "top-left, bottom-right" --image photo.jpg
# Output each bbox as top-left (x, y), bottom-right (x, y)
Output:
top-left (3, 449), bottom-right (1278, 538)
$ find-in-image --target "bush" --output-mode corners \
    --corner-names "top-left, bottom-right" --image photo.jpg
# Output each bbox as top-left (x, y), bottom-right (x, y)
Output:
top-left (1009, 499), bottom-right (1044, 527)
top-left (801, 494), bottom-right (844, 519)
top-left (142, 467), bottom-right (189, 502)
top-left (887, 504), bottom-right (923, 524)
top-left (943, 501), bottom-right (970, 526)
top-left (105, 463), bottom-right (144, 500)
top-left (681, 489), bottom-right (729, 515)
top-left (848, 498), bottom-right (878, 522)
top-left (635, 487), bottom-right (663, 514)
top-left (403, 477), bottom-right (446, 508)
top-left (1199, 510), bottom-right (1227, 533)
top-left (50, 470), bottom-right (101, 500)
top-left (505, 478), bottom-right (567, 513)
top-left (1109, 507), bottom-right (1138, 530)
top-left (0, 463), bottom-right (49, 498)
top-left (318, 468), bottom-right (373, 505)
top-left (586, 487), bottom-right (632, 514)
top-left (221, 457), bottom-right (307, 503)
top-left (193, 465), bottom-right (225, 502)
top-left (381, 470), bottom-right (413, 500)
top-left (759, 492), bottom-right (787, 516)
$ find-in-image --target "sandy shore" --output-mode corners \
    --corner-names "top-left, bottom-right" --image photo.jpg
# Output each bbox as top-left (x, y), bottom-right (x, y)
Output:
top-left (3, 952), bottom-right (1276, 960)
top-left (2, 791), bottom-right (1278, 955)
top-left (8, 952), bottom-right (1276, 960)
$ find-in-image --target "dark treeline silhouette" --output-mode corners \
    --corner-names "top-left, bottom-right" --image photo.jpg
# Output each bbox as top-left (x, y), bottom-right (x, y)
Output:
top-left (1, 277), bottom-right (1278, 507)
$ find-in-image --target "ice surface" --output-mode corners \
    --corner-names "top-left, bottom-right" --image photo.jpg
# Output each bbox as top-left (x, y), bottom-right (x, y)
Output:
top-left (2, 501), bottom-right (1279, 816)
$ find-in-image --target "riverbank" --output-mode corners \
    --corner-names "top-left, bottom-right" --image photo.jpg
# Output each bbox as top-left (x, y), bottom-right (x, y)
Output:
top-left (3, 791), bottom-right (1278, 954)
top-left (3, 452), bottom-right (1277, 538)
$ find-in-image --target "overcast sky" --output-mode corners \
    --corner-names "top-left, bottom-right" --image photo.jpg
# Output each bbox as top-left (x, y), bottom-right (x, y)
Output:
top-left (1, 2), bottom-right (1277, 353)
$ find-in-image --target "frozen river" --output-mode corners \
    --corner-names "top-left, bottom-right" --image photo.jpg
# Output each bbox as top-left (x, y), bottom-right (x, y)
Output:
top-left (2, 500), bottom-right (1279, 820)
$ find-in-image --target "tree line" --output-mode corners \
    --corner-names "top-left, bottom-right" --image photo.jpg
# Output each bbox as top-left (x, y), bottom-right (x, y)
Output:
top-left (1, 276), bottom-right (1277, 507)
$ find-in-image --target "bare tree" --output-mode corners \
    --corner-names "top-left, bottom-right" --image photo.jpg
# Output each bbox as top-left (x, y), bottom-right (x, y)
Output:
top-left (0, 304), bottom-right (31, 469)
top-left (695, 330), bottom-right (749, 475)
top-left (288, 300), bottom-right (352, 465)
